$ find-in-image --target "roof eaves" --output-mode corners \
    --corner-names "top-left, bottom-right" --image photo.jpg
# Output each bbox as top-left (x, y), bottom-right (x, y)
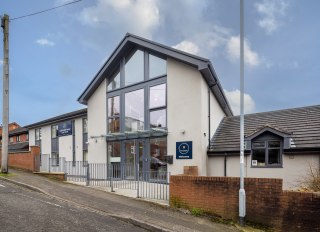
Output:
top-left (25, 108), bottom-right (87, 129)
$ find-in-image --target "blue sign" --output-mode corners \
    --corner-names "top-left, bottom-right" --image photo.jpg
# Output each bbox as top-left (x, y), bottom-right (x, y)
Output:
top-left (176, 141), bottom-right (192, 159)
top-left (58, 121), bottom-right (73, 137)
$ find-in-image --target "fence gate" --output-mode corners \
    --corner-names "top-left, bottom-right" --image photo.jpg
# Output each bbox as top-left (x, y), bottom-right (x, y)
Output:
top-left (40, 154), bottom-right (50, 172)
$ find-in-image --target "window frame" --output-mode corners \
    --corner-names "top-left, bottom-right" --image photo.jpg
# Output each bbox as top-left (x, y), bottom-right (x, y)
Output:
top-left (106, 49), bottom-right (167, 135)
top-left (251, 139), bottom-right (283, 168)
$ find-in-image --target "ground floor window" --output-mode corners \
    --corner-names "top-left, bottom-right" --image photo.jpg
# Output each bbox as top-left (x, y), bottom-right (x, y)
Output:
top-left (150, 137), bottom-right (167, 172)
top-left (251, 140), bottom-right (281, 167)
top-left (83, 150), bottom-right (88, 165)
top-left (106, 137), bottom-right (167, 172)
top-left (51, 153), bottom-right (59, 166)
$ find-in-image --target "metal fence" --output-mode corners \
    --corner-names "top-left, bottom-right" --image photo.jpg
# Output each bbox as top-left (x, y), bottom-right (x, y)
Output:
top-left (39, 156), bottom-right (169, 201)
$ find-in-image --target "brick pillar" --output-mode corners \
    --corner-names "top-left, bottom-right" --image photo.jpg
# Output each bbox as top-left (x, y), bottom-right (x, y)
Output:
top-left (30, 146), bottom-right (40, 172)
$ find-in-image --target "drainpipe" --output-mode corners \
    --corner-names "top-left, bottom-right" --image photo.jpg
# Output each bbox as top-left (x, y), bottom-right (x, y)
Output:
top-left (224, 153), bottom-right (227, 177)
top-left (208, 88), bottom-right (211, 147)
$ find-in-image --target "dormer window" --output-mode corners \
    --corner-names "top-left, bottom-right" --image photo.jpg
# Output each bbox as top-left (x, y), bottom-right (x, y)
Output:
top-left (251, 140), bottom-right (282, 167)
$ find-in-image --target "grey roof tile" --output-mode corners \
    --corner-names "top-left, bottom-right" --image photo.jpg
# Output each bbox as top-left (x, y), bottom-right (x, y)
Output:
top-left (209, 105), bottom-right (320, 153)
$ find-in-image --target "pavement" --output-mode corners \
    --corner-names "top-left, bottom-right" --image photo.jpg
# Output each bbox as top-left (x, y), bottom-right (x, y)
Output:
top-left (0, 169), bottom-right (241, 232)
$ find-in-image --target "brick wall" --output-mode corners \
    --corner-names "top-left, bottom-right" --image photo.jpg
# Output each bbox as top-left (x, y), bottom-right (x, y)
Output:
top-left (0, 146), bottom-right (40, 172)
top-left (170, 175), bottom-right (320, 231)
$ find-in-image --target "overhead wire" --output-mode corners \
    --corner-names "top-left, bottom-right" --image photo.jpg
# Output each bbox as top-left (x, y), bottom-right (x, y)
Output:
top-left (10, 0), bottom-right (82, 21)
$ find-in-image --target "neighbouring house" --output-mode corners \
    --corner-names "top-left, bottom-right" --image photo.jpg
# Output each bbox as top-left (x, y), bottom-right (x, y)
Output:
top-left (0, 122), bottom-right (29, 152)
top-left (26, 109), bottom-right (88, 164)
top-left (208, 105), bottom-right (320, 189)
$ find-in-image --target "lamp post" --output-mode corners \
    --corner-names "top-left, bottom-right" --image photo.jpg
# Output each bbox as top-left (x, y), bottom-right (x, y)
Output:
top-left (239, 0), bottom-right (246, 226)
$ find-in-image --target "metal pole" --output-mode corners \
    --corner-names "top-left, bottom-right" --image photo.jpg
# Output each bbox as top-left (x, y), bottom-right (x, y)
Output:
top-left (1, 14), bottom-right (9, 174)
top-left (239, 0), bottom-right (246, 226)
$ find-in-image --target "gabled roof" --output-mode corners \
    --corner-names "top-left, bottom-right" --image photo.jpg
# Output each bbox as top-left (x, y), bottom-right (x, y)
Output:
top-left (209, 105), bottom-right (320, 154)
top-left (77, 33), bottom-right (233, 116)
top-left (0, 142), bottom-right (29, 152)
top-left (8, 127), bottom-right (28, 136)
top-left (25, 108), bottom-right (87, 129)
top-left (245, 124), bottom-right (292, 140)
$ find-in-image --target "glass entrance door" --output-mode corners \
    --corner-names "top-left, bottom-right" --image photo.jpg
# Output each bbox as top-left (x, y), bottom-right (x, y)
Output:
top-left (124, 140), bottom-right (144, 180)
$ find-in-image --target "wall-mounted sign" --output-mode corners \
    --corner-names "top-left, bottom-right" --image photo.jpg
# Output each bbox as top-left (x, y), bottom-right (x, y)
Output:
top-left (58, 121), bottom-right (72, 137)
top-left (176, 141), bottom-right (192, 159)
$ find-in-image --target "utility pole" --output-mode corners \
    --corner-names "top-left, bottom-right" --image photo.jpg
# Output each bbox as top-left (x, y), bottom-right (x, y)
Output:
top-left (1, 14), bottom-right (9, 174)
top-left (239, 0), bottom-right (246, 226)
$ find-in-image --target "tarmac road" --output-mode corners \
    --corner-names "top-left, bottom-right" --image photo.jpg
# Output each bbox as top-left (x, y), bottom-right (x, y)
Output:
top-left (1, 169), bottom-right (240, 232)
top-left (0, 179), bottom-right (147, 232)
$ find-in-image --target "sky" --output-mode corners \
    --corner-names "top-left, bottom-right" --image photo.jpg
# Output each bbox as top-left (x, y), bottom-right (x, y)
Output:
top-left (0, 0), bottom-right (319, 126)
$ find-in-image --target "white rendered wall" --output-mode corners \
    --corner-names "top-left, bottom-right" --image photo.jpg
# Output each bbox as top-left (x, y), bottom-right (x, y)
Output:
top-left (29, 129), bottom-right (35, 146)
top-left (167, 58), bottom-right (226, 176)
top-left (59, 135), bottom-right (73, 161)
top-left (87, 79), bottom-right (107, 163)
top-left (41, 125), bottom-right (51, 156)
top-left (74, 118), bottom-right (84, 161)
top-left (208, 154), bottom-right (320, 190)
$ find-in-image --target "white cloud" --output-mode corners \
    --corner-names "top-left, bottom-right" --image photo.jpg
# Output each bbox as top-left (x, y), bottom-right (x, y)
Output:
top-left (0, 60), bottom-right (3, 65)
top-left (79, 0), bottom-right (160, 39)
top-left (172, 40), bottom-right (200, 55)
top-left (224, 89), bottom-right (255, 115)
top-left (35, 38), bottom-right (55, 46)
top-left (255, 0), bottom-right (289, 34)
top-left (226, 36), bottom-right (260, 67)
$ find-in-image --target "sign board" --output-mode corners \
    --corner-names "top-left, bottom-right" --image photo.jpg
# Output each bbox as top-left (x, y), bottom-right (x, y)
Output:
top-left (176, 141), bottom-right (192, 159)
top-left (58, 121), bottom-right (72, 137)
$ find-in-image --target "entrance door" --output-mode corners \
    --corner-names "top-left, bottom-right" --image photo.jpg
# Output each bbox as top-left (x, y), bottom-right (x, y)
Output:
top-left (124, 140), bottom-right (144, 179)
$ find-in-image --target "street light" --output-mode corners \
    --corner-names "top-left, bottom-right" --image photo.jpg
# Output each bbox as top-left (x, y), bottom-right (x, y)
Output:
top-left (239, 0), bottom-right (246, 226)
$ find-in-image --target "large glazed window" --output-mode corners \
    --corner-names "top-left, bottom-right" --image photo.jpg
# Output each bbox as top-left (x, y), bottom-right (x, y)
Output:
top-left (125, 89), bottom-right (144, 131)
top-left (149, 83), bottom-right (166, 128)
top-left (35, 128), bottom-right (42, 140)
top-left (108, 141), bottom-right (121, 158)
top-left (150, 109), bottom-right (166, 128)
top-left (107, 70), bottom-right (120, 91)
top-left (251, 140), bottom-right (281, 167)
top-left (125, 50), bottom-right (144, 86)
top-left (149, 54), bottom-right (166, 79)
top-left (108, 96), bottom-right (120, 133)
top-left (51, 125), bottom-right (58, 138)
top-left (150, 137), bottom-right (167, 172)
top-left (149, 84), bottom-right (166, 108)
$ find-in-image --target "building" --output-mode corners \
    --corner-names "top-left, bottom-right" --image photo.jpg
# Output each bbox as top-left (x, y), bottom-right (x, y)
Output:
top-left (77, 33), bottom-right (232, 175)
top-left (208, 105), bottom-right (320, 189)
top-left (0, 123), bottom-right (29, 152)
top-left (26, 109), bottom-right (88, 163)
top-left (25, 33), bottom-right (319, 189)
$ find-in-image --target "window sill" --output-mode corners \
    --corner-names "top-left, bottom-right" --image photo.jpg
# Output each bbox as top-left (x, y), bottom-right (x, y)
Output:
top-left (250, 165), bottom-right (283, 168)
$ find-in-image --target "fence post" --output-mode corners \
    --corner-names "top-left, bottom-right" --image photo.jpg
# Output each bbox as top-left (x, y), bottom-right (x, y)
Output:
top-left (48, 156), bottom-right (51, 173)
top-left (110, 164), bottom-right (114, 192)
top-left (137, 163), bottom-right (140, 198)
top-left (86, 163), bottom-right (90, 186)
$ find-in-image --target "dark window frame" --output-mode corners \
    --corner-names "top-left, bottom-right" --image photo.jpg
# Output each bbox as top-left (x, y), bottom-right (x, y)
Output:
top-left (106, 49), bottom-right (167, 134)
top-left (251, 139), bottom-right (282, 168)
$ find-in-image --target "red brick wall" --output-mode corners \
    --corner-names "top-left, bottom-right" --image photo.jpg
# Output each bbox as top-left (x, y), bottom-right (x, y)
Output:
top-left (0, 146), bottom-right (40, 172)
top-left (170, 175), bottom-right (320, 231)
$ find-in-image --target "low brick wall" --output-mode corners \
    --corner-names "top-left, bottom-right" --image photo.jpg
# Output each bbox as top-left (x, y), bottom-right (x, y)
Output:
top-left (34, 172), bottom-right (66, 181)
top-left (0, 146), bottom-right (40, 172)
top-left (170, 175), bottom-right (320, 231)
